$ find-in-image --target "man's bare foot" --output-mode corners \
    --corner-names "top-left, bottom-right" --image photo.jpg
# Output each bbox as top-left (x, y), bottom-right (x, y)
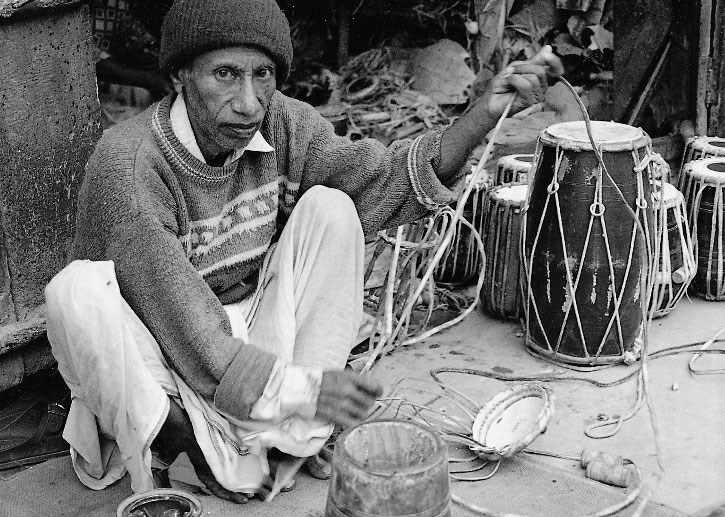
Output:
top-left (152, 397), bottom-right (250, 504)
top-left (303, 453), bottom-right (331, 480)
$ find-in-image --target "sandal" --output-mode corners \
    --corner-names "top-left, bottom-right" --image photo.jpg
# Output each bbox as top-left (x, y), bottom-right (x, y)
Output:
top-left (0, 382), bottom-right (69, 471)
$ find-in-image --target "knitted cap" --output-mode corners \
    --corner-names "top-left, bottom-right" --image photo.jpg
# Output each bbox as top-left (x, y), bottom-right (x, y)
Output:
top-left (160, 0), bottom-right (293, 82)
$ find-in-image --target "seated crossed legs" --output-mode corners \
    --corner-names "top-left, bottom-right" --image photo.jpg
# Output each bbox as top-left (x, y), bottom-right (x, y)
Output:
top-left (45, 186), bottom-right (382, 502)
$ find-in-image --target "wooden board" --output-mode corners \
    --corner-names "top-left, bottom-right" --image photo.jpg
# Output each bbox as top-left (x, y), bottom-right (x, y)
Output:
top-left (0, 4), bottom-right (100, 330)
top-left (612, 0), bottom-right (673, 123)
top-left (708, 0), bottom-right (725, 136)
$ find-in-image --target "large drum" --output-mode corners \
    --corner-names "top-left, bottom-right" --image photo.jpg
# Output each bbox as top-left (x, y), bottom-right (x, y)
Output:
top-left (481, 184), bottom-right (527, 320)
top-left (649, 182), bottom-right (696, 317)
top-left (522, 121), bottom-right (655, 366)
top-left (679, 157), bottom-right (725, 300)
top-left (495, 154), bottom-right (535, 186)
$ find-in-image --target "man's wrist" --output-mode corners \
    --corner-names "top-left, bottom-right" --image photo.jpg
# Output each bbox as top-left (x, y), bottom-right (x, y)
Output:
top-left (280, 364), bottom-right (323, 419)
top-left (437, 99), bottom-right (497, 182)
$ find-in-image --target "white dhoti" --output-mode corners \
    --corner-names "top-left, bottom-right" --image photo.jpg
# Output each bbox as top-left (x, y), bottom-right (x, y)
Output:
top-left (45, 185), bottom-right (365, 494)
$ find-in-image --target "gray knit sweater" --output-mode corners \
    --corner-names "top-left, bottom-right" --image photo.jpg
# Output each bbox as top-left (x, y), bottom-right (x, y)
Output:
top-left (71, 91), bottom-right (456, 421)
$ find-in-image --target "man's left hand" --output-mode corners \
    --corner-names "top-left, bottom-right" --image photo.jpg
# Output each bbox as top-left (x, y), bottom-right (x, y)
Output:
top-left (315, 370), bottom-right (383, 428)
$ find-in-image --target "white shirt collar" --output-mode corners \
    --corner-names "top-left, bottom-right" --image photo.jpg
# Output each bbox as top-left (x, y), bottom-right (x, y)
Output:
top-left (169, 93), bottom-right (273, 166)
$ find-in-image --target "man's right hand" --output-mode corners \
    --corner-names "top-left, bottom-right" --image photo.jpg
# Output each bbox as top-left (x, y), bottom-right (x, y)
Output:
top-left (315, 370), bottom-right (383, 428)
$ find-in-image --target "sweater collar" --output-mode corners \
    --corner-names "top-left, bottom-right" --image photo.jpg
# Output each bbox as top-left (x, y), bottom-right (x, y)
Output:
top-left (169, 93), bottom-right (273, 166)
top-left (152, 95), bottom-right (252, 183)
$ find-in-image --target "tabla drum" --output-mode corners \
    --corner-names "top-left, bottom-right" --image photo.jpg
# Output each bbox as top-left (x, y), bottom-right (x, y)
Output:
top-left (680, 136), bottom-right (725, 175)
top-left (433, 178), bottom-right (486, 285)
top-left (481, 184), bottom-right (527, 320)
top-left (495, 154), bottom-right (535, 186)
top-left (521, 121), bottom-right (656, 366)
top-left (679, 158), bottom-right (725, 300)
top-left (678, 136), bottom-right (725, 187)
top-left (649, 182), bottom-right (696, 317)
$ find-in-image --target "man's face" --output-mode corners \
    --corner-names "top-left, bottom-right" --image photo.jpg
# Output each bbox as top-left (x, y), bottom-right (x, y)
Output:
top-left (173, 46), bottom-right (277, 159)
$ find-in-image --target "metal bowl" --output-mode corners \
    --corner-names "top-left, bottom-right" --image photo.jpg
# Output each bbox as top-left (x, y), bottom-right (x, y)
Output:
top-left (116, 488), bottom-right (203, 517)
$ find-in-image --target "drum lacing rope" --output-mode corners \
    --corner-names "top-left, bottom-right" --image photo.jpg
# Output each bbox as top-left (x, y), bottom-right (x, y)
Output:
top-left (686, 175), bottom-right (725, 299)
top-left (650, 184), bottom-right (696, 316)
top-left (522, 145), bottom-right (595, 356)
top-left (588, 153), bottom-right (636, 359)
top-left (360, 98), bottom-right (515, 374)
top-left (434, 330), bottom-right (725, 517)
top-left (689, 325), bottom-right (725, 375)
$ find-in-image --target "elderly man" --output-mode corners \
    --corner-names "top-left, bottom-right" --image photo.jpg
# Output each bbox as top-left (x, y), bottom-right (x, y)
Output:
top-left (45, 0), bottom-right (562, 504)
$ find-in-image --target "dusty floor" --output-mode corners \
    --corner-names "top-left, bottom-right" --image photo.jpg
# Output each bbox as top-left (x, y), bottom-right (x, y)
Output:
top-left (369, 293), bottom-right (725, 516)
top-left (1, 292), bottom-right (722, 516)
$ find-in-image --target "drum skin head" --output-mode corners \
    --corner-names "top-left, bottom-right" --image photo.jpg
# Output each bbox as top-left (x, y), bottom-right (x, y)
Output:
top-left (540, 121), bottom-right (649, 152)
top-left (470, 383), bottom-right (554, 461)
top-left (684, 157), bottom-right (725, 183)
top-left (687, 135), bottom-right (725, 152)
top-left (498, 154), bottom-right (535, 166)
top-left (652, 181), bottom-right (684, 209)
top-left (492, 184), bottom-right (528, 204)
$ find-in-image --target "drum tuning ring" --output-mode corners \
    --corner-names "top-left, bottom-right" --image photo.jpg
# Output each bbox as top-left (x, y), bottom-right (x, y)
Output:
top-left (590, 202), bottom-right (606, 216)
top-left (546, 182), bottom-right (559, 194)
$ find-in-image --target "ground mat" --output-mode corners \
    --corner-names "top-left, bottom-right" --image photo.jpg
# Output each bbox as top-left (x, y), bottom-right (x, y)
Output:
top-left (0, 453), bottom-right (685, 517)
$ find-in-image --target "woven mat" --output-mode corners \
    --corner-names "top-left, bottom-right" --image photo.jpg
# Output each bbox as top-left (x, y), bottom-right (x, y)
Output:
top-left (0, 454), bottom-right (685, 517)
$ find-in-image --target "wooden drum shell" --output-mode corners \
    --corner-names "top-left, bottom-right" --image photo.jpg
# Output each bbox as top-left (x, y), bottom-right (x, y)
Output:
top-left (495, 154), bottom-right (535, 186)
top-left (522, 121), bottom-right (655, 365)
top-left (481, 185), bottom-right (527, 320)
top-left (679, 158), bottom-right (725, 300)
top-left (433, 184), bottom-right (485, 286)
top-left (649, 182), bottom-right (696, 317)
top-left (679, 136), bottom-right (725, 182)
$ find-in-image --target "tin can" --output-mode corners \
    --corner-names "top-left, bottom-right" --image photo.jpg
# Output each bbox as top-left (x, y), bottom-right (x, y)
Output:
top-left (116, 488), bottom-right (203, 517)
top-left (580, 448), bottom-right (624, 468)
top-left (585, 460), bottom-right (634, 488)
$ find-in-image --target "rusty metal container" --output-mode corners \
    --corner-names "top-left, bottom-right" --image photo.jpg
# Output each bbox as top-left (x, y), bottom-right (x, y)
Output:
top-left (0, 0), bottom-right (101, 390)
top-left (325, 420), bottom-right (451, 517)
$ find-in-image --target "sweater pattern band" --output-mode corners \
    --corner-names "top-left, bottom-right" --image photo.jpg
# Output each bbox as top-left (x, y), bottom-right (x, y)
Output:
top-left (152, 97), bottom-right (280, 294)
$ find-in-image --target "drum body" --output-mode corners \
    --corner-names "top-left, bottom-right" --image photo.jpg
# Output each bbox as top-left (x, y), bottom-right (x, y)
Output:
top-left (679, 158), bottom-right (725, 300)
top-left (481, 185), bottom-right (527, 320)
top-left (433, 182), bottom-right (485, 285)
top-left (495, 154), bottom-right (535, 186)
top-left (522, 121), bottom-right (655, 365)
top-left (650, 182), bottom-right (696, 317)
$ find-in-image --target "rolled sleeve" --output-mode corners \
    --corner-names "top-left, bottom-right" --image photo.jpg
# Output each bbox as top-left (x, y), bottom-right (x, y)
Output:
top-left (249, 361), bottom-right (322, 422)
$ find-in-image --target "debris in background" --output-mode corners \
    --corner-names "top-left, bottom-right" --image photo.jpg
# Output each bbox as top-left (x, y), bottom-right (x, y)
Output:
top-left (281, 61), bottom-right (338, 107)
top-left (408, 39), bottom-right (476, 105)
top-left (556, 0), bottom-right (592, 10)
top-left (504, 0), bottom-right (557, 68)
top-left (470, 0), bottom-right (516, 73)
top-left (327, 47), bottom-right (456, 143)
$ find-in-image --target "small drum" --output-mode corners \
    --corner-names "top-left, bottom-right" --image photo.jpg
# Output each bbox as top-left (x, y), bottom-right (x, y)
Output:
top-left (495, 154), bottom-right (535, 186)
top-left (522, 121), bottom-right (656, 366)
top-left (680, 136), bottom-right (725, 174)
top-left (679, 157), bottom-right (725, 300)
top-left (678, 136), bottom-right (725, 187)
top-left (434, 180), bottom-right (486, 285)
top-left (481, 184), bottom-right (527, 320)
top-left (649, 182), bottom-right (696, 317)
